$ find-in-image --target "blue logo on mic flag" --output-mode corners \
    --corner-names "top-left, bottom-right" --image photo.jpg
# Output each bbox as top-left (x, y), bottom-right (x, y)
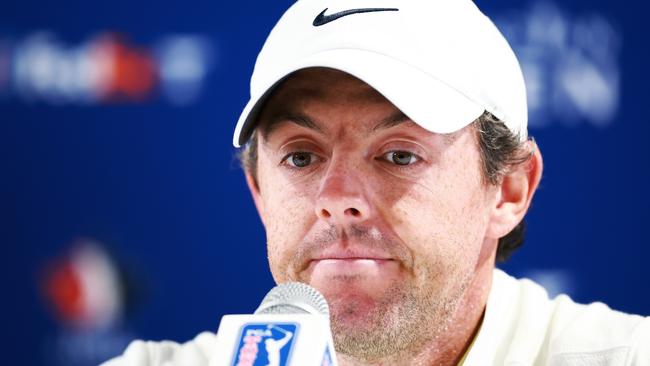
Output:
top-left (232, 323), bottom-right (298, 366)
top-left (321, 345), bottom-right (334, 366)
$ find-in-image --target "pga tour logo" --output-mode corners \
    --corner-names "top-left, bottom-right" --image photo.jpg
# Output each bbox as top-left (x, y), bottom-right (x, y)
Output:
top-left (321, 346), bottom-right (334, 366)
top-left (233, 323), bottom-right (298, 366)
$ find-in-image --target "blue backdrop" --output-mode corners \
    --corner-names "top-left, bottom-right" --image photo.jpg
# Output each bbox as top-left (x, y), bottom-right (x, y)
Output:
top-left (2, 0), bottom-right (649, 365)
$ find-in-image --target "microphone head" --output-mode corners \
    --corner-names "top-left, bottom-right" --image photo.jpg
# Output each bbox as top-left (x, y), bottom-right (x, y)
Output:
top-left (255, 282), bottom-right (330, 317)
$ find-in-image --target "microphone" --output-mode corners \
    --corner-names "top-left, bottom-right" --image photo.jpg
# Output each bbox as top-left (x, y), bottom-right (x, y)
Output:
top-left (210, 282), bottom-right (339, 366)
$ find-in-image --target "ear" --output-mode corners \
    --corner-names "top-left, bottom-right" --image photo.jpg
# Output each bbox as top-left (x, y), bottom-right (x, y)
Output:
top-left (486, 141), bottom-right (543, 239)
top-left (245, 171), bottom-right (266, 227)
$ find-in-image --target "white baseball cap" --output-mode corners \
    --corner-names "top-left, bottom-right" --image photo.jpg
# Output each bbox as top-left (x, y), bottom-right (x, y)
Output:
top-left (233, 0), bottom-right (527, 147)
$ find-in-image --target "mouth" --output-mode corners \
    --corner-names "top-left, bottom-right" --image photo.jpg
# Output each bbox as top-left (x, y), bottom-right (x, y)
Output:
top-left (309, 253), bottom-right (395, 267)
top-left (308, 257), bottom-right (395, 269)
top-left (294, 227), bottom-right (412, 282)
top-left (311, 248), bottom-right (395, 261)
top-left (304, 247), bottom-right (400, 280)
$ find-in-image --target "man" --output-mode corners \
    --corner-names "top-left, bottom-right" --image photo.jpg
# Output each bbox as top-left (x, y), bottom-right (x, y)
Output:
top-left (104, 0), bottom-right (650, 365)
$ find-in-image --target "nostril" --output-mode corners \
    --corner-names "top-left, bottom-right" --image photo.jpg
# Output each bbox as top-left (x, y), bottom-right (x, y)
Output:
top-left (321, 209), bottom-right (331, 218)
top-left (347, 208), bottom-right (360, 217)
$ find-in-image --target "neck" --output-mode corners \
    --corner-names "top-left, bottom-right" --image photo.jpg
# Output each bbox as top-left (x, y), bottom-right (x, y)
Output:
top-left (337, 251), bottom-right (495, 366)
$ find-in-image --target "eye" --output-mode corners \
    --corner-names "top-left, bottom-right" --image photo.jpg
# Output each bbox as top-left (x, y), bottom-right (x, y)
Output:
top-left (283, 152), bottom-right (316, 168)
top-left (382, 151), bottom-right (419, 166)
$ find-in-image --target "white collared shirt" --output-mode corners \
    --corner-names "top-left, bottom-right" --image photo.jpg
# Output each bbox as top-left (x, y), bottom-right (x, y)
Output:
top-left (464, 269), bottom-right (650, 365)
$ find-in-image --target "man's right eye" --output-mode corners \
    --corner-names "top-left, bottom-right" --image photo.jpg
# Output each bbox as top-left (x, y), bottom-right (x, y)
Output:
top-left (283, 152), bottom-right (314, 168)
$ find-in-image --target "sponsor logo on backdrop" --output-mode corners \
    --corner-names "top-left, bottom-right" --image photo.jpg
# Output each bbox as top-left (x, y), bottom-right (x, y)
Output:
top-left (494, 1), bottom-right (622, 128)
top-left (40, 239), bottom-right (134, 366)
top-left (1, 32), bottom-right (212, 105)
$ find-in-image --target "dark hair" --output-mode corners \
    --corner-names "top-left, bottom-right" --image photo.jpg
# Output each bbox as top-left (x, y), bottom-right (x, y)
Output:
top-left (238, 111), bottom-right (532, 262)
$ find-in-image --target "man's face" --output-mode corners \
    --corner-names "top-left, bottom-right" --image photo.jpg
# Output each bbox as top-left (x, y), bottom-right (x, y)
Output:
top-left (249, 68), bottom-right (499, 360)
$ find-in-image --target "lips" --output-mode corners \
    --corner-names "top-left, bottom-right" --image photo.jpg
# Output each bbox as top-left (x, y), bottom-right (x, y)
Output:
top-left (309, 258), bottom-right (396, 274)
top-left (311, 248), bottom-right (395, 262)
top-left (303, 246), bottom-right (400, 280)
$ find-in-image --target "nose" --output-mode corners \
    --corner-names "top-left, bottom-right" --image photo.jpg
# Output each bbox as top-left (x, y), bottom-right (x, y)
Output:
top-left (315, 165), bottom-right (372, 226)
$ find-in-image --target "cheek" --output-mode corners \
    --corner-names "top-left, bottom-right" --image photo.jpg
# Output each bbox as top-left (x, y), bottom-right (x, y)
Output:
top-left (386, 154), bottom-right (491, 277)
top-left (258, 165), bottom-right (318, 283)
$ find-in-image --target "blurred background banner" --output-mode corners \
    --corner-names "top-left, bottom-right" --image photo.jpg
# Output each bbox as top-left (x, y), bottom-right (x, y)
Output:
top-left (1, 0), bottom-right (648, 365)
top-left (4, 32), bottom-right (213, 106)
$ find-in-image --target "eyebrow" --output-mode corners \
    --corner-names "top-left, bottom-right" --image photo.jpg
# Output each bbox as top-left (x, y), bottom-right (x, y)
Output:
top-left (372, 111), bottom-right (412, 131)
top-left (261, 113), bottom-right (323, 140)
top-left (261, 110), bottom-right (413, 140)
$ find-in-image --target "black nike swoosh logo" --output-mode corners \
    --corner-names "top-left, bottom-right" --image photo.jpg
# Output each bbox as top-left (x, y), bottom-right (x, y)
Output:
top-left (313, 7), bottom-right (399, 27)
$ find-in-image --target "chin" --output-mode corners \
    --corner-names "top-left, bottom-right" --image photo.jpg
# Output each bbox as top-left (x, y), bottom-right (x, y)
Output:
top-left (318, 278), bottom-right (400, 320)
top-left (310, 271), bottom-right (401, 298)
top-left (328, 294), bottom-right (383, 328)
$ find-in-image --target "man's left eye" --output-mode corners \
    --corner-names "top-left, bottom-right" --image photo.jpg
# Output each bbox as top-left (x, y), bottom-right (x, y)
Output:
top-left (381, 151), bottom-right (419, 166)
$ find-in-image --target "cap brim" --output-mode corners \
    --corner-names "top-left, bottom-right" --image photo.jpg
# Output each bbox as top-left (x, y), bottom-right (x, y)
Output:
top-left (233, 49), bottom-right (484, 147)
